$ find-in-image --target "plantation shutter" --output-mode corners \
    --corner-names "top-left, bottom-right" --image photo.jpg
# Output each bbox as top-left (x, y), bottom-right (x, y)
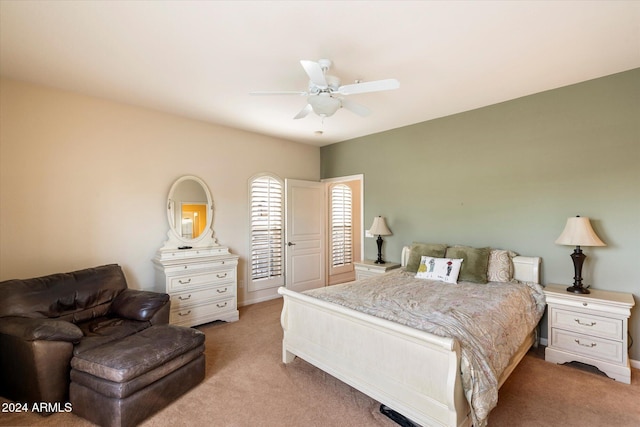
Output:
top-left (331, 184), bottom-right (353, 268)
top-left (249, 175), bottom-right (284, 290)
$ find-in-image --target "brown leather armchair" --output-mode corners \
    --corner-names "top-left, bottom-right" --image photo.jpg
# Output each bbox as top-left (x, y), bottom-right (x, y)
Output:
top-left (0, 264), bottom-right (170, 410)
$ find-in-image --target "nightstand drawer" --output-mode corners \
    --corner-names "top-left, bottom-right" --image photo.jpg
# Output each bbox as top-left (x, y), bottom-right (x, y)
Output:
top-left (356, 269), bottom-right (378, 280)
top-left (551, 307), bottom-right (623, 340)
top-left (354, 260), bottom-right (400, 281)
top-left (551, 328), bottom-right (624, 364)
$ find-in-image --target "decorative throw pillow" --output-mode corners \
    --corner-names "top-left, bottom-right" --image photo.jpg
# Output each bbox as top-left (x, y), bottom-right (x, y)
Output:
top-left (405, 242), bottom-right (448, 273)
top-left (444, 246), bottom-right (491, 284)
top-left (487, 249), bottom-right (518, 282)
top-left (415, 256), bottom-right (463, 284)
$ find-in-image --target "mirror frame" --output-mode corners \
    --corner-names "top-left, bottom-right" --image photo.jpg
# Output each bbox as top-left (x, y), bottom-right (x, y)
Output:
top-left (162, 175), bottom-right (217, 249)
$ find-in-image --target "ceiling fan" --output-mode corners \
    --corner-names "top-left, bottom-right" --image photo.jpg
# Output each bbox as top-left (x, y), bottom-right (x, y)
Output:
top-left (250, 59), bottom-right (399, 119)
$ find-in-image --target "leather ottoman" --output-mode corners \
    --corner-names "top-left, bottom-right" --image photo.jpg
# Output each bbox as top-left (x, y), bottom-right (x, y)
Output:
top-left (69, 325), bottom-right (205, 427)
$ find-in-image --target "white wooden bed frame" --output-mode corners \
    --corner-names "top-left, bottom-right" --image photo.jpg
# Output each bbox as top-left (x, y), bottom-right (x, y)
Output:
top-left (278, 247), bottom-right (541, 427)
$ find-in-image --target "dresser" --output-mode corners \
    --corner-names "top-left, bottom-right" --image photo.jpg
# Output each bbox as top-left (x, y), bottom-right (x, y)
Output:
top-left (543, 284), bottom-right (635, 383)
top-left (354, 259), bottom-right (401, 280)
top-left (153, 246), bottom-right (239, 327)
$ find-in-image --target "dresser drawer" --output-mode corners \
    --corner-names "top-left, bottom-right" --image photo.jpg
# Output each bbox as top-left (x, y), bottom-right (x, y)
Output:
top-left (158, 247), bottom-right (232, 261)
top-left (170, 283), bottom-right (235, 310)
top-left (170, 297), bottom-right (236, 326)
top-left (550, 307), bottom-right (623, 340)
top-left (551, 328), bottom-right (624, 364)
top-left (168, 268), bottom-right (235, 292)
top-left (163, 259), bottom-right (234, 275)
top-left (154, 248), bottom-right (239, 327)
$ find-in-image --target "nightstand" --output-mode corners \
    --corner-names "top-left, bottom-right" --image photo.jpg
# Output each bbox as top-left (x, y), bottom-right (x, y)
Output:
top-left (354, 260), bottom-right (400, 280)
top-left (543, 284), bottom-right (635, 384)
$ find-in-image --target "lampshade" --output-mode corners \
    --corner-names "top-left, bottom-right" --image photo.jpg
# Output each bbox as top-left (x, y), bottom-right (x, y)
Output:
top-left (555, 216), bottom-right (606, 247)
top-left (369, 216), bottom-right (392, 236)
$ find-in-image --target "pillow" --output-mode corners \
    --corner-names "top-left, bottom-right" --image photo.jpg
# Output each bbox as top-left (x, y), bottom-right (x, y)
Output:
top-left (487, 249), bottom-right (518, 282)
top-left (444, 246), bottom-right (491, 284)
top-left (405, 242), bottom-right (448, 273)
top-left (416, 256), bottom-right (463, 284)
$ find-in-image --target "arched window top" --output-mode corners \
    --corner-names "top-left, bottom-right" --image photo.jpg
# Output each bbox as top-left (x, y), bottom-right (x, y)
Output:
top-left (248, 173), bottom-right (284, 290)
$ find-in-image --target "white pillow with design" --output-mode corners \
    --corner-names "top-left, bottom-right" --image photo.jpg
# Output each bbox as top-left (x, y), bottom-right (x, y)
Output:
top-left (415, 256), bottom-right (463, 284)
top-left (487, 249), bottom-right (518, 282)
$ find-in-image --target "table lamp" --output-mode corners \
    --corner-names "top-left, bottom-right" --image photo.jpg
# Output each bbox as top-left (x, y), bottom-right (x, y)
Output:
top-left (555, 215), bottom-right (606, 294)
top-left (368, 216), bottom-right (392, 264)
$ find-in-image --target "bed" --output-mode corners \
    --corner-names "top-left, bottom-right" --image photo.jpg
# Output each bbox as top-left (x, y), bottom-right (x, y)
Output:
top-left (278, 245), bottom-right (545, 427)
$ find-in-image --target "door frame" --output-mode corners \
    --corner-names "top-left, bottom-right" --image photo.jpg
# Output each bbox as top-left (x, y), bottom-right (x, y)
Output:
top-left (322, 174), bottom-right (364, 285)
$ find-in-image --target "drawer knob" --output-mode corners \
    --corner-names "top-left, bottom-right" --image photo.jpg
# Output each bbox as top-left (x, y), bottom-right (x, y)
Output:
top-left (178, 310), bottom-right (192, 316)
top-left (217, 302), bottom-right (228, 308)
top-left (574, 318), bottom-right (596, 327)
top-left (216, 288), bottom-right (228, 293)
top-left (574, 339), bottom-right (596, 348)
top-left (217, 273), bottom-right (227, 278)
top-left (582, 302), bottom-right (588, 306)
top-left (178, 294), bottom-right (192, 300)
top-left (178, 278), bottom-right (192, 284)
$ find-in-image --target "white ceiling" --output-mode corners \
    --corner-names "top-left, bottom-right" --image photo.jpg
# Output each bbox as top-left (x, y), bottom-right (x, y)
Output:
top-left (1, 1), bottom-right (639, 147)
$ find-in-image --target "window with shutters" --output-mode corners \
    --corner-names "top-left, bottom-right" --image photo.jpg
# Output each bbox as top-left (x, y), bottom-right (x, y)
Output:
top-left (330, 184), bottom-right (353, 270)
top-left (248, 174), bottom-right (284, 291)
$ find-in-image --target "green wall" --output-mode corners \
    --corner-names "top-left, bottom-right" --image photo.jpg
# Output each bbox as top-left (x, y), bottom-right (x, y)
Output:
top-left (321, 68), bottom-right (640, 360)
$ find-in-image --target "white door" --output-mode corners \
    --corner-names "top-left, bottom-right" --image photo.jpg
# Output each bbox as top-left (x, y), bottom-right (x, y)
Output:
top-left (285, 179), bottom-right (325, 292)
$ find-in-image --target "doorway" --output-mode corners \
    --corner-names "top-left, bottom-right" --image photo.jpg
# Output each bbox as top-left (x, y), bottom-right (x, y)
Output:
top-left (323, 175), bottom-right (363, 285)
top-left (277, 175), bottom-right (363, 292)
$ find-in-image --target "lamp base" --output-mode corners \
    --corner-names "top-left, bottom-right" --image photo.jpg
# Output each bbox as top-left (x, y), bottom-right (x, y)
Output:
top-left (566, 285), bottom-right (590, 294)
top-left (375, 235), bottom-right (385, 264)
top-left (566, 246), bottom-right (589, 294)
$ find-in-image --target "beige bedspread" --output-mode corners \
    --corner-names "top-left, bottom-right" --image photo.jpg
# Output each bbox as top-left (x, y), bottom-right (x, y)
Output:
top-left (305, 268), bottom-right (546, 427)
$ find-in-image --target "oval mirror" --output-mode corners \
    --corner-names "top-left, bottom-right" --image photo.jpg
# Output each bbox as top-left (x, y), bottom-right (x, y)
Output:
top-left (166, 175), bottom-right (215, 247)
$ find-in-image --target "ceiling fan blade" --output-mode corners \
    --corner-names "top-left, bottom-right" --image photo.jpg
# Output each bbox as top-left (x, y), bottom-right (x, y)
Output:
top-left (293, 104), bottom-right (313, 120)
top-left (249, 91), bottom-right (307, 96)
top-left (338, 78), bottom-right (400, 95)
top-left (341, 99), bottom-right (371, 117)
top-left (300, 60), bottom-right (328, 88)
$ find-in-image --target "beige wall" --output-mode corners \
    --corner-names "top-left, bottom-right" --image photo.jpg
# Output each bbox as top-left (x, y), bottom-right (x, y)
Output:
top-left (321, 69), bottom-right (640, 360)
top-left (0, 78), bottom-right (320, 305)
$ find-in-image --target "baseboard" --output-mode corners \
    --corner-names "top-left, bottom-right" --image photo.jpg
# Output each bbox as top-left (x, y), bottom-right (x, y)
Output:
top-left (538, 338), bottom-right (639, 369)
top-left (238, 293), bottom-right (282, 308)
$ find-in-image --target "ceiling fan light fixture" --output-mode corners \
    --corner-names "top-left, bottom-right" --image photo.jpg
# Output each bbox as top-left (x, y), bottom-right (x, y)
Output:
top-left (308, 94), bottom-right (341, 117)
top-left (251, 58), bottom-right (398, 119)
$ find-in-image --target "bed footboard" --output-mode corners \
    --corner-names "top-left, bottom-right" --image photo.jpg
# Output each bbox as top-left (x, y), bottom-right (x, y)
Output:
top-left (278, 286), bottom-right (472, 427)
